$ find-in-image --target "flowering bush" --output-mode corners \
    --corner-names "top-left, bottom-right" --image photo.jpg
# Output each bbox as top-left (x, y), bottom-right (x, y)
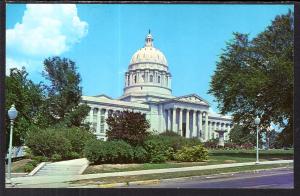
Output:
top-left (174, 145), bottom-right (208, 162)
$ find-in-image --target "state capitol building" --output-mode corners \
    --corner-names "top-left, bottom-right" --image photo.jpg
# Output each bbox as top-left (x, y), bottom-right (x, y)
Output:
top-left (82, 31), bottom-right (233, 141)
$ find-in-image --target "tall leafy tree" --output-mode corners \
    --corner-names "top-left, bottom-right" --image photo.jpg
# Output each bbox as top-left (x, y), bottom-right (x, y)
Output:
top-left (209, 11), bottom-right (293, 146)
top-left (5, 67), bottom-right (44, 148)
top-left (42, 56), bottom-right (90, 128)
top-left (106, 110), bottom-right (150, 146)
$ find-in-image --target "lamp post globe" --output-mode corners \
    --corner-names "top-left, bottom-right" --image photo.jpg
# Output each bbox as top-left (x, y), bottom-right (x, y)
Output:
top-left (8, 105), bottom-right (18, 120)
top-left (7, 104), bottom-right (18, 180)
top-left (254, 116), bottom-right (260, 164)
top-left (255, 116), bottom-right (260, 125)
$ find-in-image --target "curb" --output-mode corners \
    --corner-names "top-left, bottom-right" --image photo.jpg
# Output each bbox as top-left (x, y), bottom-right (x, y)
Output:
top-left (97, 182), bottom-right (127, 188)
top-left (129, 179), bottom-right (160, 186)
top-left (85, 166), bottom-right (293, 188)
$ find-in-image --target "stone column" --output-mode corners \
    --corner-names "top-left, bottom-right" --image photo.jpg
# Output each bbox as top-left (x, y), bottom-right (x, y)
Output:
top-left (186, 109), bottom-right (190, 138)
top-left (199, 111), bottom-right (203, 138)
top-left (214, 122), bottom-right (217, 139)
top-left (196, 111), bottom-right (200, 138)
top-left (205, 112), bottom-right (209, 141)
top-left (104, 109), bottom-right (108, 132)
top-left (163, 109), bottom-right (168, 131)
top-left (207, 121), bottom-right (211, 140)
top-left (137, 71), bottom-right (140, 83)
top-left (129, 72), bottom-right (132, 85)
top-left (172, 108), bottom-right (176, 132)
top-left (192, 110), bottom-right (197, 137)
top-left (227, 124), bottom-right (231, 140)
top-left (167, 109), bottom-right (171, 131)
top-left (159, 105), bottom-right (163, 132)
top-left (89, 107), bottom-right (93, 130)
top-left (179, 108), bottom-right (183, 136)
top-left (97, 108), bottom-right (101, 134)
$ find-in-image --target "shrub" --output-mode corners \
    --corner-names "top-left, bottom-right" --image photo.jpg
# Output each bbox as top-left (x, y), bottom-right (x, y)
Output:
top-left (26, 127), bottom-right (95, 160)
top-left (84, 140), bottom-right (134, 164)
top-left (185, 137), bottom-right (203, 147)
top-left (26, 129), bottom-right (72, 159)
top-left (51, 154), bottom-right (62, 161)
top-left (241, 142), bottom-right (254, 149)
top-left (133, 146), bottom-right (148, 163)
top-left (32, 155), bottom-right (49, 163)
top-left (159, 131), bottom-right (181, 137)
top-left (148, 134), bottom-right (202, 152)
top-left (203, 139), bottom-right (219, 149)
top-left (224, 142), bottom-right (239, 149)
top-left (24, 163), bottom-right (35, 173)
top-left (143, 136), bottom-right (169, 163)
top-left (68, 152), bottom-right (81, 159)
top-left (106, 110), bottom-right (150, 146)
top-left (174, 145), bottom-right (208, 162)
top-left (59, 127), bottom-right (96, 156)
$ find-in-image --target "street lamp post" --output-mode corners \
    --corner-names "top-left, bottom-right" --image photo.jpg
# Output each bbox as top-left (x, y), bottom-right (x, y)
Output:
top-left (254, 116), bottom-right (260, 164)
top-left (7, 104), bottom-right (18, 179)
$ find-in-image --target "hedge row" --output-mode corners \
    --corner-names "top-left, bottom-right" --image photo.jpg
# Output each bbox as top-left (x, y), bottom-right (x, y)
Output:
top-left (84, 133), bottom-right (208, 164)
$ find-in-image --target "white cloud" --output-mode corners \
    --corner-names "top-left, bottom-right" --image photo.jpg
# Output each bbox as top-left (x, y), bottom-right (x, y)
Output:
top-left (6, 4), bottom-right (88, 57)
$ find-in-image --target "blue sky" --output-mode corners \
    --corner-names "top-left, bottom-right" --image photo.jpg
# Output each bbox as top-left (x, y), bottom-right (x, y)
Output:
top-left (6, 4), bottom-right (293, 113)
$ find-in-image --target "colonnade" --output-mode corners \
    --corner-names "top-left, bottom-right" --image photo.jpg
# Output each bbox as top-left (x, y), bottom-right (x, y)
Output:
top-left (163, 107), bottom-right (232, 141)
top-left (125, 69), bottom-right (171, 88)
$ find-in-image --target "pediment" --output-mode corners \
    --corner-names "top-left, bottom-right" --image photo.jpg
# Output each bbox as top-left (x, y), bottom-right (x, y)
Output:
top-left (176, 94), bottom-right (209, 105)
top-left (94, 94), bottom-right (112, 100)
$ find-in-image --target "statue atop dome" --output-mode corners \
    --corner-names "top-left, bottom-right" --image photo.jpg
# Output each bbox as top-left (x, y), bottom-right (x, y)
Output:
top-left (145, 30), bottom-right (153, 47)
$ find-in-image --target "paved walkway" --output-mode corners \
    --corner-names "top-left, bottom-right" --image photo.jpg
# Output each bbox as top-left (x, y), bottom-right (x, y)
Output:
top-left (7, 160), bottom-right (293, 188)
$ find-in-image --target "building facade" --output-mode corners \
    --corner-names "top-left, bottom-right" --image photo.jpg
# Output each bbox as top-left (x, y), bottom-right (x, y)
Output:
top-left (82, 32), bottom-right (232, 141)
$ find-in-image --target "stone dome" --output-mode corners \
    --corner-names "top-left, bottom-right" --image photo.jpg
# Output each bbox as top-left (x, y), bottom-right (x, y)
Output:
top-left (129, 32), bottom-right (168, 66)
top-left (130, 47), bottom-right (168, 65)
top-left (123, 31), bottom-right (172, 100)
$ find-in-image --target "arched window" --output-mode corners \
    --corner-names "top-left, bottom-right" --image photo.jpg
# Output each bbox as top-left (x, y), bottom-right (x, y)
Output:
top-left (158, 76), bottom-right (161, 83)
top-left (134, 75), bottom-right (137, 83)
top-left (127, 75), bottom-right (130, 85)
top-left (150, 75), bottom-right (153, 82)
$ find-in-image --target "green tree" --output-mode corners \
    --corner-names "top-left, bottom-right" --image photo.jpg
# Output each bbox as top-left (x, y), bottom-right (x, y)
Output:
top-left (208, 11), bottom-right (293, 146)
top-left (106, 110), bottom-right (150, 146)
top-left (5, 67), bottom-right (44, 148)
top-left (42, 56), bottom-right (90, 128)
top-left (228, 124), bottom-right (256, 146)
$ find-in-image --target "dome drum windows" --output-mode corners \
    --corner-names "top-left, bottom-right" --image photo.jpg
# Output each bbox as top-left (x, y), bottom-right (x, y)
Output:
top-left (150, 75), bottom-right (153, 83)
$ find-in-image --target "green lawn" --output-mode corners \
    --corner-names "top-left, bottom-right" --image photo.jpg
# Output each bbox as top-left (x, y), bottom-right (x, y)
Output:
top-left (84, 149), bottom-right (293, 174)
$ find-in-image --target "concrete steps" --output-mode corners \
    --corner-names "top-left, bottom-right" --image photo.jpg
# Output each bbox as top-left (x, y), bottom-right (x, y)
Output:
top-left (33, 158), bottom-right (89, 176)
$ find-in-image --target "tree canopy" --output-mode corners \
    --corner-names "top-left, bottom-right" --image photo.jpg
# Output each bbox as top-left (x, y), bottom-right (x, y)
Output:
top-left (208, 11), bottom-right (293, 146)
top-left (42, 56), bottom-right (90, 128)
top-left (5, 68), bottom-right (44, 147)
top-left (5, 56), bottom-right (91, 149)
top-left (106, 110), bottom-right (150, 146)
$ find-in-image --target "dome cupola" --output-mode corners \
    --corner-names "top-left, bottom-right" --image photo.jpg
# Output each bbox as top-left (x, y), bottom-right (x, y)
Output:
top-left (123, 31), bottom-right (172, 101)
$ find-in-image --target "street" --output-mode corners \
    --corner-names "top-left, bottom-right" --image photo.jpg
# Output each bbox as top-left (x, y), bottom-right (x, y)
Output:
top-left (127, 168), bottom-right (293, 189)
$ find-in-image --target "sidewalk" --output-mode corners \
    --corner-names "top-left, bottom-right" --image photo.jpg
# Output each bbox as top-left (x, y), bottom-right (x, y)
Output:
top-left (7, 160), bottom-right (293, 188)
